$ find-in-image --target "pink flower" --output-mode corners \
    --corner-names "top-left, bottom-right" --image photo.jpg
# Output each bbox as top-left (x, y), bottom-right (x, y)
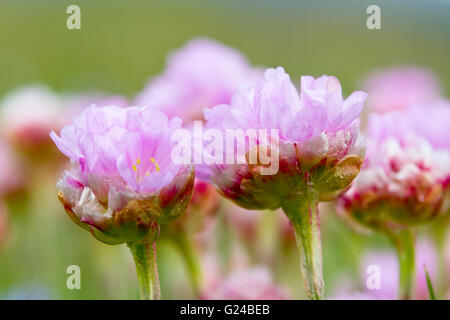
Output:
top-left (50, 105), bottom-right (195, 245)
top-left (338, 106), bottom-right (450, 229)
top-left (331, 239), bottom-right (438, 300)
top-left (135, 38), bottom-right (262, 124)
top-left (362, 66), bottom-right (442, 113)
top-left (202, 266), bottom-right (289, 300)
top-left (202, 67), bottom-right (367, 209)
top-left (335, 239), bottom-right (438, 300)
top-left (0, 85), bottom-right (65, 152)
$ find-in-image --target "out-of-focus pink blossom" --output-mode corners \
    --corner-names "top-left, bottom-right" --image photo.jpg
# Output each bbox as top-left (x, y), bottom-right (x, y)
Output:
top-left (0, 139), bottom-right (24, 197)
top-left (202, 265), bottom-right (289, 300)
top-left (202, 67), bottom-right (366, 209)
top-left (362, 66), bottom-right (442, 113)
top-left (331, 239), bottom-right (438, 300)
top-left (51, 105), bottom-right (194, 245)
top-left (135, 38), bottom-right (262, 124)
top-left (0, 85), bottom-right (65, 151)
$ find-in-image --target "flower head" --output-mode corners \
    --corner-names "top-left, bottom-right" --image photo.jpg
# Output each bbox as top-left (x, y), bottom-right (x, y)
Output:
top-left (202, 67), bottom-right (367, 209)
top-left (0, 85), bottom-right (65, 153)
top-left (362, 66), bottom-right (442, 113)
top-left (338, 105), bottom-right (450, 230)
top-left (51, 105), bottom-right (195, 245)
top-left (135, 37), bottom-right (262, 124)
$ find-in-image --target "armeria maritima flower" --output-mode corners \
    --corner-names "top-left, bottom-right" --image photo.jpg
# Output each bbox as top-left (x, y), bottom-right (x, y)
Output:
top-left (202, 67), bottom-right (367, 299)
top-left (50, 105), bottom-right (195, 299)
top-left (337, 104), bottom-right (450, 299)
top-left (135, 37), bottom-right (262, 123)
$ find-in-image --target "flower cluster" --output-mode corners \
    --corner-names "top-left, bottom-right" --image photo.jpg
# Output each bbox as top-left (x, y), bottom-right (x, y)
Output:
top-left (338, 104), bottom-right (450, 230)
top-left (51, 105), bottom-right (195, 245)
top-left (136, 38), bottom-right (262, 123)
top-left (202, 67), bottom-right (367, 210)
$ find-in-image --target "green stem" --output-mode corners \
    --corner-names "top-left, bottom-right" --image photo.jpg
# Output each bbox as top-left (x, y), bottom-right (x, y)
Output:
top-left (283, 192), bottom-right (324, 300)
top-left (128, 242), bottom-right (161, 300)
top-left (387, 228), bottom-right (415, 300)
top-left (174, 232), bottom-right (203, 297)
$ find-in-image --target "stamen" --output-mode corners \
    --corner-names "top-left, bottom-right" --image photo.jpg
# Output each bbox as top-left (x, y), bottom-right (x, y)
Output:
top-left (132, 158), bottom-right (141, 172)
top-left (150, 158), bottom-right (160, 172)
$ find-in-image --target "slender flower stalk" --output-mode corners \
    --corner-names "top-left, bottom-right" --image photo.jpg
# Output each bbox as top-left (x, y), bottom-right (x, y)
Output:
top-left (50, 105), bottom-right (194, 299)
top-left (332, 237), bottom-right (437, 300)
top-left (283, 191), bottom-right (323, 299)
top-left (386, 228), bottom-right (416, 300)
top-left (128, 242), bottom-right (160, 300)
top-left (172, 232), bottom-right (203, 296)
top-left (201, 67), bottom-right (367, 299)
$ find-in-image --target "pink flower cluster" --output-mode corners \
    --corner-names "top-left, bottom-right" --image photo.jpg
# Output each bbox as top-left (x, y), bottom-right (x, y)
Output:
top-left (202, 67), bottom-right (367, 209)
top-left (51, 105), bottom-right (194, 244)
top-left (136, 38), bottom-right (262, 123)
top-left (338, 104), bottom-right (450, 228)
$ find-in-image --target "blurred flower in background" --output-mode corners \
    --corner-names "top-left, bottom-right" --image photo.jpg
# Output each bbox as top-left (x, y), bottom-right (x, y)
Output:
top-left (201, 261), bottom-right (289, 300)
top-left (135, 37), bottom-right (262, 123)
top-left (362, 66), bottom-right (442, 114)
top-left (0, 85), bottom-right (65, 158)
top-left (332, 238), bottom-right (438, 300)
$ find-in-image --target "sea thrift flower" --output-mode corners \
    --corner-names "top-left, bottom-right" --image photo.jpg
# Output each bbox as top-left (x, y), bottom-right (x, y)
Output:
top-left (0, 85), bottom-right (65, 155)
top-left (203, 67), bottom-right (367, 299)
top-left (362, 66), bottom-right (442, 113)
top-left (135, 37), bottom-right (262, 123)
top-left (338, 106), bottom-right (450, 299)
top-left (202, 266), bottom-right (289, 300)
top-left (51, 105), bottom-right (195, 299)
top-left (339, 107), bottom-right (450, 230)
